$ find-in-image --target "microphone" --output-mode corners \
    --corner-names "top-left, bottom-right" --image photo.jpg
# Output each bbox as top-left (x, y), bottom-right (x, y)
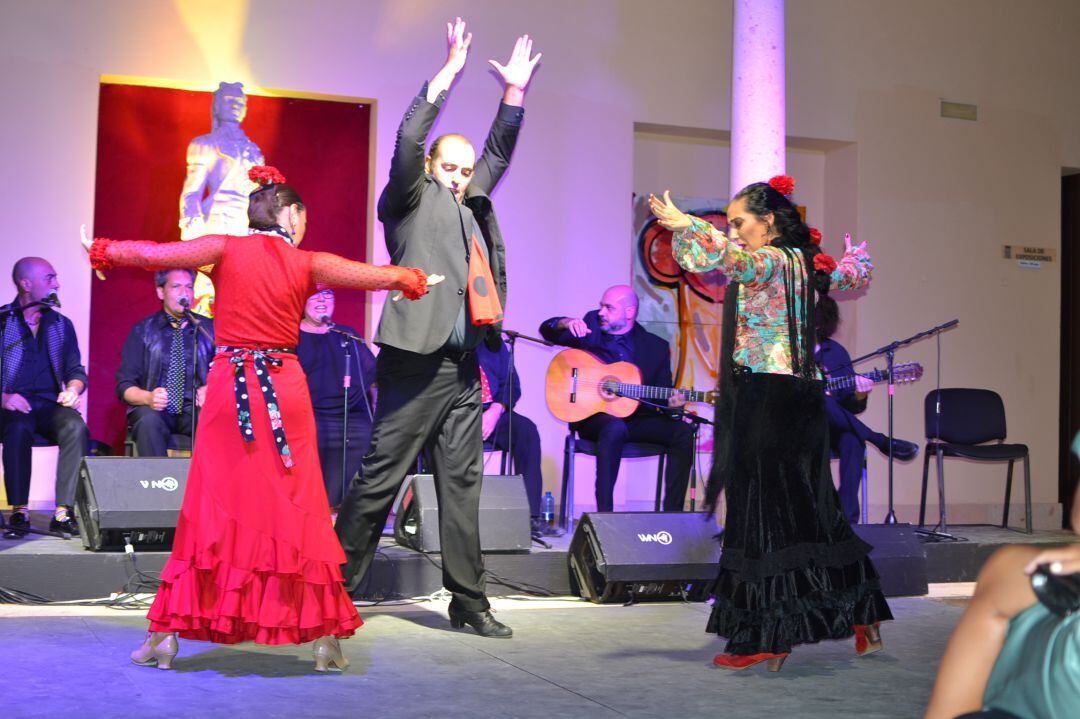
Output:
top-left (319, 315), bottom-right (334, 328)
top-left (43, 292), bottom-right (61, 308)
top-left (179, 297), bottom-right (190, 309)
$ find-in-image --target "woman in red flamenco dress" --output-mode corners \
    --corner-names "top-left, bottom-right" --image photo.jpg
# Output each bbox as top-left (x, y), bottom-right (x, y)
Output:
top-left (83, 166), bottom-right (436, 672)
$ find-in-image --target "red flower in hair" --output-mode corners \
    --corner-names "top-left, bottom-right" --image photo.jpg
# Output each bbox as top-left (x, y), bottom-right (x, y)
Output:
top-left (768, 175), bottom-right (795, 196)
top-left (813, 253), bottom-right (837, 274)
top-left (249, 165), bottom-right (287, 186)
top-left (809, 227), bottom-right (822, 245)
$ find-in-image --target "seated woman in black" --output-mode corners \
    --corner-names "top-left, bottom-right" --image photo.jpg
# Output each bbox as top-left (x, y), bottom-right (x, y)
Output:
top-left (297, 286), bottom-right (376, 508)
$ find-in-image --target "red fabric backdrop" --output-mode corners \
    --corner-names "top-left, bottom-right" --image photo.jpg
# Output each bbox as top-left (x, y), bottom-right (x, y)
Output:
top-left (89, 83), bottom-right (372, 452)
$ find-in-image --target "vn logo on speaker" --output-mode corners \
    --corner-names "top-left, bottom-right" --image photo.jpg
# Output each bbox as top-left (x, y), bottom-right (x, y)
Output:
top-left (637, 530), bottom-right (673, 545)
top-left (140, 476), bottom-right (180, 492)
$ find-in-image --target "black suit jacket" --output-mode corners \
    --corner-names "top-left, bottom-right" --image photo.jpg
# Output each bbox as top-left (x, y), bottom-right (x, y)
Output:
top-left (540, 311), bottom-right (675, 415)
top-left (0, 300), bottom-right (87, 393)
top-left (374, 84), bottom-right (522, 354)
top-left (115, 310), bottom-right (214, 415)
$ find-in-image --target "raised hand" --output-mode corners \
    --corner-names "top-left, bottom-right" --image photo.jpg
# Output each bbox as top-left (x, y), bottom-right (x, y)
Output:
top-left (648, 191), bottom-right (694, 232)
top-left (489, 34), bottom-right (542, 93)
top-left (428, 18), bottom-right (473, 103)
top-left (80, 224), bottom-right (106, 280)
top-left (843, 232), bottom-right (867, 256)
top-left (444, 17), bottom-right (472, 75)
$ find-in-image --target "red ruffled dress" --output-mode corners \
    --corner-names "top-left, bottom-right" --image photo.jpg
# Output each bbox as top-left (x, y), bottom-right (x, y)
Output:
top-left (92, 233), bottom-right (424, 644)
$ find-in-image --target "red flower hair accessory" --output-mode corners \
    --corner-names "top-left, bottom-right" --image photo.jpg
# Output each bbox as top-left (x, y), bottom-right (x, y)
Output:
top-left (768, 175), bottom-right (795, 196)
top-left (813, 253), bottom-right (837, 274)
top-left (809, 227), bottom-right (822, 245)
top-left (249, 165), bottom-right (286, 187)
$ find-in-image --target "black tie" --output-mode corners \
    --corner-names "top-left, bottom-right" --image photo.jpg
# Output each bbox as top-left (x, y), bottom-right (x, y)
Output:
top-left (166, 318), bottom-right (185, 414)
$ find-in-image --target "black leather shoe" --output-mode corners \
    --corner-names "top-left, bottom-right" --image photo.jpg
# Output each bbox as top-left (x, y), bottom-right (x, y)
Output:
top-left (49, 516), bottom-right (79, 537)
top-left (448, 605), bottom-right (513, 638)
top-left (3, 511), bottom-right (29, 539)
top-left (888, 439), bottom-right (919, 461)
top-left (531, 518), bottom-right (565, 538)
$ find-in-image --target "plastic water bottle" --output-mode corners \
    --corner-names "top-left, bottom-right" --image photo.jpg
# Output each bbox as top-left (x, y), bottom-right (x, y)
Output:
top-left (541, 491), bottom-right (555, 527)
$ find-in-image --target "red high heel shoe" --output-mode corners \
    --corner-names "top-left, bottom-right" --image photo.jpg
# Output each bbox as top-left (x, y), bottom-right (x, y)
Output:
top-left (713, 652), bottom-right (789, 672)
top-left (854, 623), bottom-right (883, 657)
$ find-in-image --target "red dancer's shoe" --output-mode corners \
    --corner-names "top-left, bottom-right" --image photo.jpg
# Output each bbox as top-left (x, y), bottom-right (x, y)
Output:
top-left (713, 652), bottom-right (789, 672)
top-left (854, 623), bottom-right (883, 657)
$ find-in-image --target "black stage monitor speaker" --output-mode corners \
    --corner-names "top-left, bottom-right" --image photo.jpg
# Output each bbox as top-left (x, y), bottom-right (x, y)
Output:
top-left (853, 523), bottom-right (928, 597)
top-left (569, 512), bottom-right (721, 603)
top-left (393, 474), bottom-right (530, 553)
top-left (75, 457), bottom-right (190, 551)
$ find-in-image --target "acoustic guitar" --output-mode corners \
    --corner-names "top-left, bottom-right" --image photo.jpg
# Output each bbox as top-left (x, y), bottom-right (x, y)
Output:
top-left (545, 349), bottom-right (718, 423)
top-left (825, 362), bottom-right (923, 394)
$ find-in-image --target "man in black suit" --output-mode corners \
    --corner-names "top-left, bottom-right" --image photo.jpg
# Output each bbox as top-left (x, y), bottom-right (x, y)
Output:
top-left (1, 257), bottom-right (89, 538)
top-left (815, 296), bottom-right (918, 524)
top-left (336, 19), bottom-right (540, 638)
top-left (116, 269), bottom-right (214, 457)
top-left (540, 285), bottom-right (694, 513)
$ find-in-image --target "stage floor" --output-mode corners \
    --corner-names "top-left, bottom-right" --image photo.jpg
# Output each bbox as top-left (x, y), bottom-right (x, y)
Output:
top-left (0, 516), bottom-right (1073, 602)
top-left (0, 594), bottom-right (968, 719)
top-left (0, 514), bottom-right (1072, 602)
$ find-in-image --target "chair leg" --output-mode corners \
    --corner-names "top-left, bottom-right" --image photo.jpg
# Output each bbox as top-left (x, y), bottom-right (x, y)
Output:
top-left (919, 447), bottom-right (931, 527)
top-left (1023, 452), bottom-right (1032, 535)
top-left (654, 454), bottom-right (664, 512)
top-left (561, 431), bottom-right (578, 526)
top-left (860, 455), bottom-right (869, 525)
top-left (1002, 459), bottom-right (1014, 529)
top-left (935, 447), bottom-right (947, 532)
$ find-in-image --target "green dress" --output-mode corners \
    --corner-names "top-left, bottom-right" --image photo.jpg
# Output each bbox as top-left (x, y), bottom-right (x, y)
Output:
top-left (981, 601), bottom-right (1080, 718)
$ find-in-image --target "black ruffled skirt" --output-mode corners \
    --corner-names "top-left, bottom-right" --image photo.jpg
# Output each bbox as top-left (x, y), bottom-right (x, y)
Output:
top-left (707, 371), bottom-right (893, 655)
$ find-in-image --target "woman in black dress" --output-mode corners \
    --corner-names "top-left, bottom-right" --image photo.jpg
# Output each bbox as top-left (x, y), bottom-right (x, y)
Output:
top-left (650, 177), bottom-right (893, 671)
top-left (297, 286), bottom-right (376, 508)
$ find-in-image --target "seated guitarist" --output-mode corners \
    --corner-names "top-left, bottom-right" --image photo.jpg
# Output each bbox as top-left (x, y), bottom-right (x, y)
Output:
top-left (815, 295), bottom-right (919, 523)
top-left (539, 285), bottom-right (693, 512)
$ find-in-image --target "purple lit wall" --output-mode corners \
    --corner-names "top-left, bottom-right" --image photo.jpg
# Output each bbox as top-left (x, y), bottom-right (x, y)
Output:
top-left (730, 0), bottom-right (785, 192)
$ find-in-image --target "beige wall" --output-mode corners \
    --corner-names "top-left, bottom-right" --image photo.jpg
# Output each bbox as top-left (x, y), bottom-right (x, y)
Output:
top-left (1, 0), bottom-right (1077, 524)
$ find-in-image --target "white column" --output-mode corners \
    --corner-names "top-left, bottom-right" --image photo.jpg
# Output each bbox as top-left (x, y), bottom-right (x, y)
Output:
top-left (730, 0), bottom-right (786, 195)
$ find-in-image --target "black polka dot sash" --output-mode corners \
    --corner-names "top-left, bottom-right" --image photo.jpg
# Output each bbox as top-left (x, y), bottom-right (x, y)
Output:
top-left (219, 346), bottom-right (297, 469)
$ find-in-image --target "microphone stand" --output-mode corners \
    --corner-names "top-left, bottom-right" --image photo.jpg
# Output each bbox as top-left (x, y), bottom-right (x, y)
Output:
top-left (847, 319), bottom-right (959, 529)
top-left (325, 323), bottom-right (373, 500)
top-left (181, 305), bottom-right (214, 448)
top-left (500, 329), bottom-right (552, 529)
top-left (622, 394), bottom-right (714, 513)
top-left (679, 411), bottom-right (713, 512)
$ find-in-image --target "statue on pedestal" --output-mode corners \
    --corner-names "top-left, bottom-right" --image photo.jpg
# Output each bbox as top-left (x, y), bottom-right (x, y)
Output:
top-left (178, 82), bottom-right (264, 315)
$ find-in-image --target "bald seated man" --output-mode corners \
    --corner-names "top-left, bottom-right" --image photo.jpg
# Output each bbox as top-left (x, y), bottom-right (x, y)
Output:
top-left (1, 257), bottom-right (89, 539)
top-left (540, 285), bottom-right (694, 513)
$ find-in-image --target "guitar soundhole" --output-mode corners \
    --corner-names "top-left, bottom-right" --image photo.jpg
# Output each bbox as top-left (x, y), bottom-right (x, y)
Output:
top-left (599, 376), bottom-right (620, 400)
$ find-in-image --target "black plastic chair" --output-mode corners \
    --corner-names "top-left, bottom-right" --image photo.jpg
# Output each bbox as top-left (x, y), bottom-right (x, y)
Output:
top-left (482, 439), bottom-right (512, 475)
top-left (559, 429), bottom-right (667, 529)
top-left (123, 429), bottom-right (192, 458)
top-left (920, 389), bottom-right (1031, 534)
top-left (415, 443), bottom-right (510, 475)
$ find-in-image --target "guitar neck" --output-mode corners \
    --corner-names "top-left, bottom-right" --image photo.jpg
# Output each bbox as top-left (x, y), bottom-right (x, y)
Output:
top-left (613, 383), bottom-right (710, 404)
top-left (827, 369), bottom-right (883, 393)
